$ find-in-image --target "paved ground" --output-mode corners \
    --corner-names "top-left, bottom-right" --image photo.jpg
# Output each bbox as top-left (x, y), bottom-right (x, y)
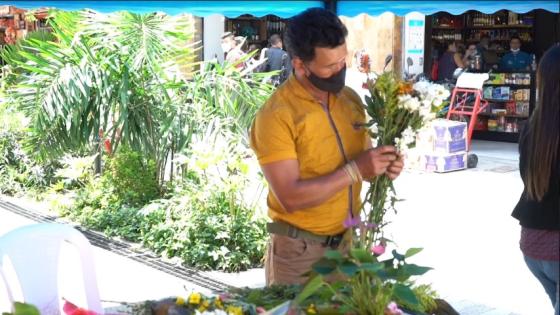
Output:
top-left (0, 140), bottom-right (554, 314)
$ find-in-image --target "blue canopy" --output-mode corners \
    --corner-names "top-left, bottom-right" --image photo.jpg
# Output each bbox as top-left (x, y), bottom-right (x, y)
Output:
top-left (338, 1), bottom-right (560, 16)
top-left (0, 1), bottom-right (324, 18)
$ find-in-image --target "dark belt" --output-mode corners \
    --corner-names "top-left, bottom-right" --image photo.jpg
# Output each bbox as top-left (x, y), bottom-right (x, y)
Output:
top-left (267, 221), bottom-right (345, 248)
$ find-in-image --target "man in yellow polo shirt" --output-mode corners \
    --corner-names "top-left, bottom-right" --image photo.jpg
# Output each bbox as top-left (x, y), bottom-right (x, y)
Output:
top-left (250, 8), bottom-right (404, 285)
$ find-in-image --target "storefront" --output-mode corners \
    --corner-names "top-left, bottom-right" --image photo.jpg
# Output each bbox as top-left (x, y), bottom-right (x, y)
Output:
top-left (337, 0), bottom-right (559, 142)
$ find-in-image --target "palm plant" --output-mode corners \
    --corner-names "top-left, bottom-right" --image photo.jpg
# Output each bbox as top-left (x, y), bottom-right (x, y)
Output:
top-left (1, 9), bottom-right (199, 183)
top-left (188, 57), bottom-right (276, 144)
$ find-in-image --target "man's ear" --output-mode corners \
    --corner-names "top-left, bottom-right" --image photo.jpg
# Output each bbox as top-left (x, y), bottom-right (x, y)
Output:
top-left (292, 57), bottom-right (306, 75)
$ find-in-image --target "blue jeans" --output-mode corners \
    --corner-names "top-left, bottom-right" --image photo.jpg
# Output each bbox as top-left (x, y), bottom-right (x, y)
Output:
top-left (524, 255), bottom-right (559, 315)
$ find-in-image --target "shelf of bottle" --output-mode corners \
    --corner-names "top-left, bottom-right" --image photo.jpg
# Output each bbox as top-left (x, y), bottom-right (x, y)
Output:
top-left (466, 24), bottom-right (533, 29)
top-left (485, 99), bottom-right (530, 103)
top-left (478, 112), bottom-right (529, 119)
top-left (466, 39), bottom-right (532, 43)
top-left (432, 26), bottom-right (463, 30)
top-left (483, 84), bottom-right (531, 88)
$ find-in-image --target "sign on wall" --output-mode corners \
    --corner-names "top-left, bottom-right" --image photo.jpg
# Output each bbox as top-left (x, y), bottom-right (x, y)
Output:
top-left (403, 12), bottom-right (425, 77)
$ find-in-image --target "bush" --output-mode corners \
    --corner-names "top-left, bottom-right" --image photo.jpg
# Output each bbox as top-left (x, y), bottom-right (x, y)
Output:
top-left (104, 147), bottom-right (160, 206)
top-left (140, 183), bottom-right (267, 272)
top-left (0, 131), bottom-right (57, 195)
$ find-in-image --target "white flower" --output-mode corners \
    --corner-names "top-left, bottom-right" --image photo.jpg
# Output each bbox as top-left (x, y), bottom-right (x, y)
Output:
top-left (401, 126), bottom-right (416, 146)
top-left (398, 95), bottom-right (421, 112)
top-left (369, 123), bottom-right (379, 134)
top-left (372, 137), bottom-right (379, 148)
top-left (433, 97), bottom-right (443, 107)
top-left (419, 107), bottom-right (436, 123)
top-left (413, 81), bottom-right (430, 95)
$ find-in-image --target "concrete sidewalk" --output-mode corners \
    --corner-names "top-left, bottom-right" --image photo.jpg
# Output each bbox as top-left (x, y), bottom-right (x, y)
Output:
top-left (0, 140), bottom-right (554, 314)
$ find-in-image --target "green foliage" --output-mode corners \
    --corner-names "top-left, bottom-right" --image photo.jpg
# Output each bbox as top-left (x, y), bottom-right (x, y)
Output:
top-left (189, 61), bottom-right (275, 142)
top-left (0, 130), bottom-right (57, 195)
top-left (0, 9), bottom-right (199, 182)
top-left (398, 283), bottom-right (439, 314)
top-left (290, 248), bottom-right (433, 314)
top-left (104, 147), bottom-right (160, 206)
top-left (140, 185), bottom-right (267, 272)
top-left (2, 302), bottom-right (40, 315)
top-left (229, 285), bottom-right (302, 310)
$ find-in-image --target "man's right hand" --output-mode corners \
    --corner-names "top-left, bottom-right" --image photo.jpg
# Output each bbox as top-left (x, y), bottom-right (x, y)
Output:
top-left (353, 146), bottom-right (398, 180)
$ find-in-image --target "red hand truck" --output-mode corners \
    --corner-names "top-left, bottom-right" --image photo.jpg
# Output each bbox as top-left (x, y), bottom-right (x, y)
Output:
top-left (445, 72), bottom-right (490, 168)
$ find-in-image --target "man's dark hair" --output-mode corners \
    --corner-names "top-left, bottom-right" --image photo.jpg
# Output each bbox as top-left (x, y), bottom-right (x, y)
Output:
top-left (511, 35), bottom-right (521, 42)
top-left (269, 34), bottom-right (282, 46)
top-left (481, 34), bottom-right (491, 40)
top-left (285, 8), bottom-right (348, 62)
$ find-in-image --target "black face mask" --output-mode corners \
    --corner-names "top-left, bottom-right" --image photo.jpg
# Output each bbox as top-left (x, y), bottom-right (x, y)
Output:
top-left (306, 65), bottom-right (347, 93)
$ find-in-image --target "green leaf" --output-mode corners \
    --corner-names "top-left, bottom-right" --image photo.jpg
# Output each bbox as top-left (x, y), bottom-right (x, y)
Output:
top-left (293, 274), bottom-right (324, 305)
top-left (312, 257), bottom-right (338, 275)
top-left (350, 248), bottom-right (374, 263)
top-left (402, 264), bottom-right (433, 277)
top-left (5, 302), bottom-right (41, 315)
top-left (405, 247), bottom-right (423, 258)
top-left (360, 262), bottom-right (385, 273)
top-left (393, 283), bottom-right (420, 307)
top-left (323, 250), bottom-right (343, 262)
top-left (338, 261), bottom-right (359, 276)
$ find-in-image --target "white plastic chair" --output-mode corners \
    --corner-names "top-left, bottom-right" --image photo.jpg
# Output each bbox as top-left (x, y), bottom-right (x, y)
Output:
top-left (0, 223), bottom-right (103, 315)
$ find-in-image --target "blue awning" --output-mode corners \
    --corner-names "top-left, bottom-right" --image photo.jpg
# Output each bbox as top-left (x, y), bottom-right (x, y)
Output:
top-left (0, 1), bottom-right (324, 18)
top-left (338, 1), bottom-right (560, 17)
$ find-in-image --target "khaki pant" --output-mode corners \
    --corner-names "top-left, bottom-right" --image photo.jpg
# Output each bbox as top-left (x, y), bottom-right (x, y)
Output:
top-left (265, 233), bottom-right (350, 286)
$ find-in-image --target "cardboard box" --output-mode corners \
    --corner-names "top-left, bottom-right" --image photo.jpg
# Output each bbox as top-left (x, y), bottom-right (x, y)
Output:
top-left (431, 119), bottom-right (468, 153)
top-left (422, 151), bottom-right (467, 173)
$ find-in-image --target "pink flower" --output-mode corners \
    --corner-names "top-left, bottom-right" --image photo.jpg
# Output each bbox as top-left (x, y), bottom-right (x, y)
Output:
top-left (361, 222), bottom-right (377, 230)
top-left (385, 301), bottom-right (403, 315)
top-left (343, 214), bottom-right (360, 228)
top-left (371, 244), bottom-right (386, 255)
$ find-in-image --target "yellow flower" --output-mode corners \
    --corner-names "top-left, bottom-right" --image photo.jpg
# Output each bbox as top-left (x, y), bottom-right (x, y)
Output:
top-left (214, 297), bottom-right (224, 309)
top-left (226, 305), bottom-right (243, 315)
top-left (198, 300), bottom-right (211, 312)
top-left (189, 292), bottom-right (201, 305)
top-left (306, 304), bottom-right (317, 314)
top-left (175, 296), bottom-right (186, 306)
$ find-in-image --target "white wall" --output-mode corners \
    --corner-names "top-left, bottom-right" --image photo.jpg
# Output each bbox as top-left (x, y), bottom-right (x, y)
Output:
top-left (203, 14), bottom-right (225, 63)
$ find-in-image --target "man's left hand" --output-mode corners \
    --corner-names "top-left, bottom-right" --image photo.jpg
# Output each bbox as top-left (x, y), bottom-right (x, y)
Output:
top-left (386, 154), bottom-right (404, 180)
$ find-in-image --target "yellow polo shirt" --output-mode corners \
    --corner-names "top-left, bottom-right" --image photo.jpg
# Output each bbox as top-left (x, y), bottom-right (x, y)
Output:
top-left (250, 75), bottom-right (368, 235)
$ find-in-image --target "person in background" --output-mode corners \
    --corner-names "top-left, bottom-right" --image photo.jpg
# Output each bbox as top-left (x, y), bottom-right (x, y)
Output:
top-left (499, 36), bottom-right (531, 71)
top-left (464, 43), bottom-right (479, 69)
top-left (250, 8), bottom-right (403, 285)
top-left (264, 34), bottom-right (292, 86)
top-left (482, 41), bottom-right (501, 70)
top-left (246, 43), bottom-right (268, 73)
top-left (511, 44), bottom-right (560, 315)
top-left (437, 41), bottom-right (469, 81)
top-left (221, 32), bottom-right (246, 70)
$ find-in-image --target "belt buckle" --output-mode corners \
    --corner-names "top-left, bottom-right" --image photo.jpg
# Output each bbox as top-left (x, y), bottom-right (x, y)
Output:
top-left (324, 234), bottom-right (343, 249)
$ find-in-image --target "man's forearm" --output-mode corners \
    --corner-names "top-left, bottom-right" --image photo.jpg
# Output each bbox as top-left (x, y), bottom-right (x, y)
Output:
top-left (277, 167), bottom-right (353, 212)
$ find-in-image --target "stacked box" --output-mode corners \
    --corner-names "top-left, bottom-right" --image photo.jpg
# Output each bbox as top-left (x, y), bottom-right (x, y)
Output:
top-left (427, 119), bottom-right (468, 172)
top-left (421, 151), bottom-right (467, 173)
top-left (409, 119), bottom-right (468, 173)
top-left (432, 119), bottom-right (468, 154)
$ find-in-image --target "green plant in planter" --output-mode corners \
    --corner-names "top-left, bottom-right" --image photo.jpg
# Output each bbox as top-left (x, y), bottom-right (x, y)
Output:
top-left (290, 247), bottom-right (433, 314)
